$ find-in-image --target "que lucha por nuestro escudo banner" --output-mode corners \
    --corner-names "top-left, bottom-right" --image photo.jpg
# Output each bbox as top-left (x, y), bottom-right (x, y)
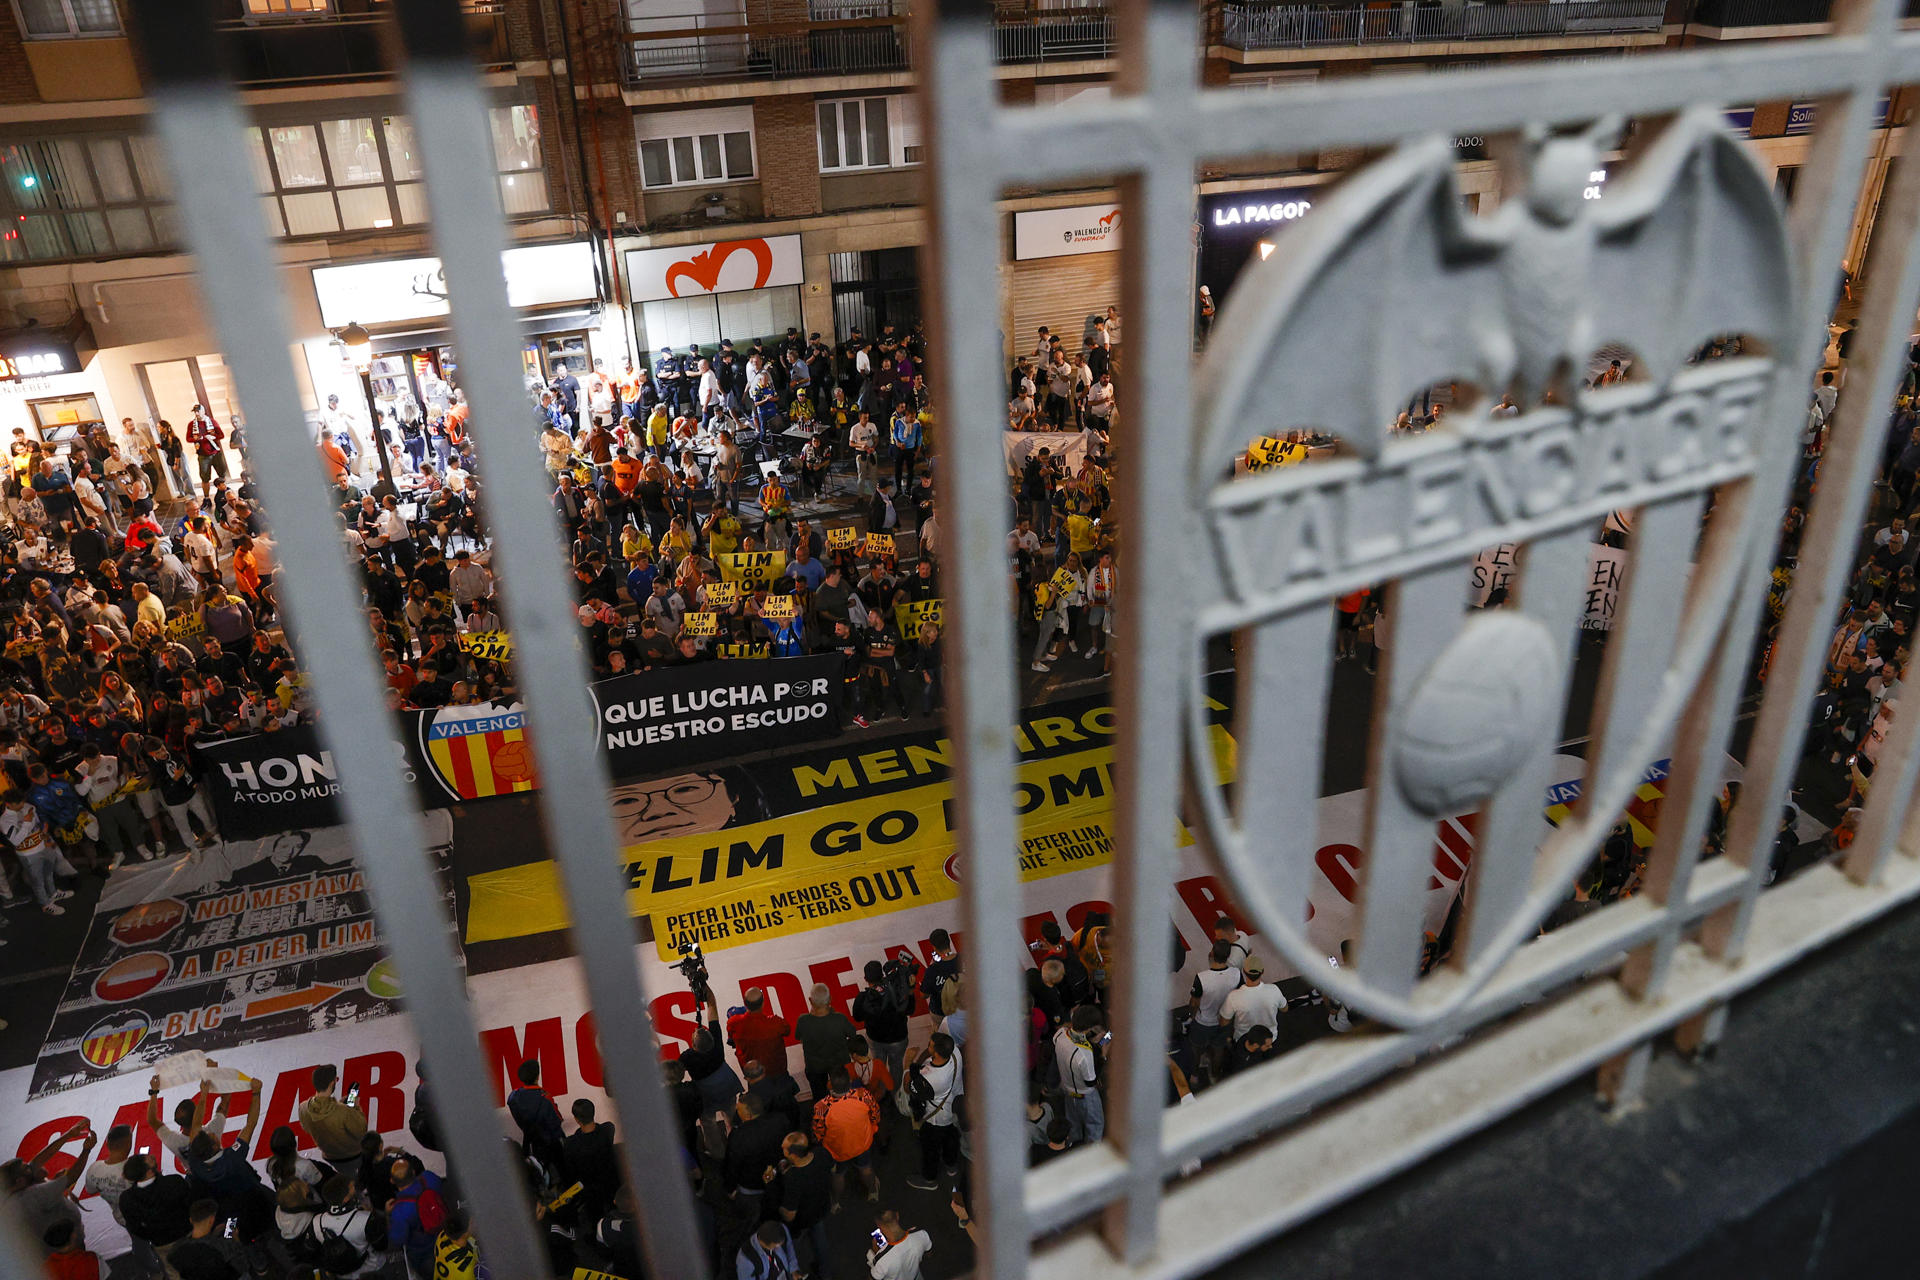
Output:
top-left (201, 659), bottom-right (844, 835)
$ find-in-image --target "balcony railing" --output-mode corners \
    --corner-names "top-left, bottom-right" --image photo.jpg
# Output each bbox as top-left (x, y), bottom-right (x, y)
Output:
top-left (625, 25), bottom-right (911, 81)
top-left (1218, 0), bottom-right (1667, 49)
top-left (216, 2), bottom-right (511, 85)
top-left (994, 4), bottom-right (1117, 61)
top-left (1690, 0), bottom-right (1833, 22)
top-left (622, 0), bottom-right (1122, 84)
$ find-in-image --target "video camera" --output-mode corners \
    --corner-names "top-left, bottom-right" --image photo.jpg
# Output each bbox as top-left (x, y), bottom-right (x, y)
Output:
top-left (675, 941), bottom-right (712, 1006)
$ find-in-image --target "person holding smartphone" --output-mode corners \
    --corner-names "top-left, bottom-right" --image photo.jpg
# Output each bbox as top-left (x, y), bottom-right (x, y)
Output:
top-left (298, 1064), bottom-right (369, 1183)
top-left (865, 1208), bottom-right (932, 1279)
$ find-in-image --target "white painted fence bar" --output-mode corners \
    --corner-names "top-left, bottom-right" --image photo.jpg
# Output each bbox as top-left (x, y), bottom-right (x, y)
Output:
top-left (385, 3), bottom-right (709, 1275)
top-left (3, 0), bottom-right (1919, 1273)
top-left (117, 4), bottom-right (554, 1279)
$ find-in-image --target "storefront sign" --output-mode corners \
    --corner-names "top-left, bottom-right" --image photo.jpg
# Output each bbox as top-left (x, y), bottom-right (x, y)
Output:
top-left (0, 318), bottom-right (92, 382)
top-left (625, 235), bottom-right (804, 304)
top-left (312, 241), bottom-right (599, 328)
top-left (1206, 192), bottom-right (1313, 230)
top-left (1012, 203), bottom-right (1123, 260)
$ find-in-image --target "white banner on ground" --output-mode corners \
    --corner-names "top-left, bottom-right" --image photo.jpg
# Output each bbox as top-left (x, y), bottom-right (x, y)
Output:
top-left (17, 756), bottom-right (1641, 1265)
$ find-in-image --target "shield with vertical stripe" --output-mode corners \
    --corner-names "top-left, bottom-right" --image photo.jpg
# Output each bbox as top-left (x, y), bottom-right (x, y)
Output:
top-left (418, 702), bottom-right (539, 802)
top-left (79, 1011), bottom-right (152, 1070)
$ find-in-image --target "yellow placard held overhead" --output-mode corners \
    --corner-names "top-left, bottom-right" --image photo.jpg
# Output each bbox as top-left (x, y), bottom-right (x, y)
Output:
top-left (457, 630), bottom-right (514, 662)
top-left (703, 581), bottom-right (741, 609)
top-left (717, 550), bottom-right (789, 588)
top-left (893, 598), bottom-right (943, 640)
top-left (681, 612), bottom-right (721, 638)
top-left (166, 612), bottom-right (206, 642)
top-left (1245, 435), bottom-right (1308, 472)
top-left (761, 595), bottom-right (799, 622)
top-left (863, 531), bottom-right (895, 558)
top-left (826, 526), bottom-right (859, 551)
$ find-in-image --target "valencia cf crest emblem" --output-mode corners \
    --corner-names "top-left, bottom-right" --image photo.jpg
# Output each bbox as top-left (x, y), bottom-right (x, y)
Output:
top-left (79, 1011), bottom-right (152, 1070)
top-left (1186, 108), bottom-right (1794, 1028)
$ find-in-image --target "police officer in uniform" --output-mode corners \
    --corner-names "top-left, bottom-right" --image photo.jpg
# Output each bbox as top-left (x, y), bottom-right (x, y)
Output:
top-left (654, 346), bottom-right (687, 416)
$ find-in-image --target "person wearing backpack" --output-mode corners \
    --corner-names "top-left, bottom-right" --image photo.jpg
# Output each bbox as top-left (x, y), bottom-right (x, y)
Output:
top-left (854, 958), bottom-right (913, 1099)
top-left (313, 1171), bottom-right (383, 1278)
top-left (386, 1154), bottom-right (447, 1279)
top-left (919, 930), bottom-right (961, 1019)
top-left (902, 1033), bottom-right (962, 1192)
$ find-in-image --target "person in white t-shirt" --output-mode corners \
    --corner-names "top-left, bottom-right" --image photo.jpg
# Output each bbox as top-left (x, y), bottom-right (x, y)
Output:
top-left (1219, 960), bottom-right (1286, 1043)
top-left (902, 1034), bottom-right (961, 1192)
top-left (1188, 940), bottom-right (1244, 1085)
top-left (867, 1207), bottom-right (933, 1280)
top-left (0, 792), bottom-right (69, 914)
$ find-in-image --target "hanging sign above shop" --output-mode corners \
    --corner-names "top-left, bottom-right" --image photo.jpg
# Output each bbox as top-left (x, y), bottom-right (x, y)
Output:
top-left (0, 316), bottom-right (93, 382)
top-left (1012, 203), bottom-right (1123, 260)
top-left (1206, 193), bottom-right (1313, 230)
top-left (312, 241), bottom-right (599, 329)
top-left (624, 235), bottom-right (805, 304)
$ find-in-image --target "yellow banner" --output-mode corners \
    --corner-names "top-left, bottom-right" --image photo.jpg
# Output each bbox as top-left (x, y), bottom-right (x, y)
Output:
top-left (716, 642), bottom-right (771, 660)
top-left (864, 531), bottom-right (895, 558)
top-left (827, 525), bottom-right (859, 551)
top-left (1246, 436), bottom-right (1307, 472)
top-left (457, 629), bottom-right (513, 662)
top-left (718, 550), bottom-right (788, 588)
top-left (681, 612), bottom-right (720, 638)
top-left (703, 581), bottom-right (741, 609)
top-left (761, 595), bottom-right (798, 622)
top-left (893, 597), bottom-right (944, 641)
top-left (165, 612), bottom-right (205, 642)
top-left (465, 728), bottom-right (1236, 959)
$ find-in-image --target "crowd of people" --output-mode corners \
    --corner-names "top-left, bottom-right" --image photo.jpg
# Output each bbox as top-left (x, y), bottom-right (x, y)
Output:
top-left (6, 903), bottom-right (1306, 1279)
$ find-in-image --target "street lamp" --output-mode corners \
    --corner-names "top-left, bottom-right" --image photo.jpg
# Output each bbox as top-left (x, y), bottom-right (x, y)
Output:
top-left (334, 321), bottom-right (398, 497)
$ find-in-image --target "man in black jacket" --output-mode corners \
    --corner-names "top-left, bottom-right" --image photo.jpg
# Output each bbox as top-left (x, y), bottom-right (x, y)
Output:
top-left (852, 958), bottom-right (912, 1097)
top-left (119, 1153), bottom-right (194, 1271)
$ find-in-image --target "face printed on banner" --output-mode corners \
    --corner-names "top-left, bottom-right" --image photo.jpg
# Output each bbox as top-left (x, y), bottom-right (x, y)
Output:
top-left (266, 830), bottom-right (312, 875)
top-left (608, 772), bottom-right (738, 845)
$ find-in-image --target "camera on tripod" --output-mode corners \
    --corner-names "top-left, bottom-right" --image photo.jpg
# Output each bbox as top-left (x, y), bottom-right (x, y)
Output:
top-left (675, 940), bottom-right (712, 1005)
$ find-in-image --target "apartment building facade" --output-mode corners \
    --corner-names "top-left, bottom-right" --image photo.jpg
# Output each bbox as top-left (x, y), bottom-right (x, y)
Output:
top-left (0, 0), bottom-right (1901, 462)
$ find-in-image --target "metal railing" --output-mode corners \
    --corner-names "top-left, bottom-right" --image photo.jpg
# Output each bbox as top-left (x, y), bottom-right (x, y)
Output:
top-left (621, 0), bottom-right (1121, 82)
top-left (1218, 0), bottom-right (1666, 49)
top-left (993, 5), bottom-right (1116, 59)
top-left (625, 25), bottom-right (911, 81)
top-left (7, 1), bottom-right (1920, 1279)
top-left (214, 3), bottom-right (511, 84)
top-left (918, 0), bottom-right (1920, 1275)
top-left (1690, 0), bottom-right (1835, 23)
